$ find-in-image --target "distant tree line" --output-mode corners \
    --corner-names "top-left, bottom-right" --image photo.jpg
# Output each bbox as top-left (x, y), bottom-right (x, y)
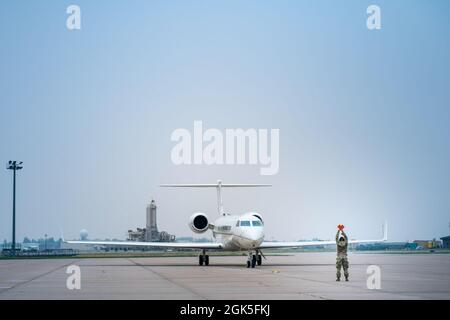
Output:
top-left (2, 237), bottom-right (63, 250)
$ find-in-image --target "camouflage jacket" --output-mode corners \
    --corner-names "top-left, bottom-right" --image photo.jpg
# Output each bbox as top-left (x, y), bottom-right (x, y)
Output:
top-left (336, 230), bottom-right (348, 257)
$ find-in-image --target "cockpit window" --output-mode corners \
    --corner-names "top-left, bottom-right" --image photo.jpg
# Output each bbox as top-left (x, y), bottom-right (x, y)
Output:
top-left (252, 220), bottom-right (262, 227)
top-left (240, 220), bottom-right (251, 227)
top-left (236, 221), bottom-right (240, 227)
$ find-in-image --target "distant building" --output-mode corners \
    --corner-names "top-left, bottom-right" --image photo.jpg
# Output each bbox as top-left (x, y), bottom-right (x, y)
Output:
top-left (128, 199), bottom-right (175, 242)
top-left (127, 228), bottom-right (146, 242)
top-left (440, 236), bottom-right (450, 249)
top-left (146, 200), bottom-right (159, 241)
top-left (413, 239), bottom-right (441, 249)
top-left (356, 242), bottom-right (409, 251)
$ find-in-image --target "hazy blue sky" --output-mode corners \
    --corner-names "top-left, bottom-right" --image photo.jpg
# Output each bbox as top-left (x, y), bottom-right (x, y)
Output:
top-left (1, 0), bottom-right (449, 242)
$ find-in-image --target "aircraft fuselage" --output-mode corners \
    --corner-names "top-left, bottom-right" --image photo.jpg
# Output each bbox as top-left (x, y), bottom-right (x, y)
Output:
top-left (211, 212), bottom-right (265, 251)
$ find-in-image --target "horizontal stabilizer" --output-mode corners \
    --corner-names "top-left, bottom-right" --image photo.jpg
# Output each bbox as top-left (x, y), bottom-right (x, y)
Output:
top-left (160, 180), bottom-right (271, 215)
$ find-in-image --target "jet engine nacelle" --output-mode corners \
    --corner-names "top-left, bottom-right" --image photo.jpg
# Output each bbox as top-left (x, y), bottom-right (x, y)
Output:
top-left (189, 212), bottom-right (209, 233)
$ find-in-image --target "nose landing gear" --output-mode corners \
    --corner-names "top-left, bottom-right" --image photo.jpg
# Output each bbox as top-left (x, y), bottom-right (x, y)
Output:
top-left (199, 249), bottom-right (209, 266)
top-left (247, 250), bottom-right (262, 268)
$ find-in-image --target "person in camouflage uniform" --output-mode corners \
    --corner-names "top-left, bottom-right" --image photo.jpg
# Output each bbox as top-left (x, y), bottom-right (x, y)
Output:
top-left (336, 228), bottom-right (349, 281)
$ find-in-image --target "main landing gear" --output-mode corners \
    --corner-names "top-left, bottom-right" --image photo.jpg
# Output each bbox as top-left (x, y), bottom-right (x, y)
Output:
top-left (247, 250), bottom-right (263, 268)
top-left (199, 249), bottom-right (209, 266)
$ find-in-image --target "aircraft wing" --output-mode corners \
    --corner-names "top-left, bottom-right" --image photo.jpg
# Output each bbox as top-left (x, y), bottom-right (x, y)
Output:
top-left (65, 240), bottom-right (223, 250)
top-left (257, 238), bottom-right (385, 249)
top-left (258, 223), bottom-right (388, 249)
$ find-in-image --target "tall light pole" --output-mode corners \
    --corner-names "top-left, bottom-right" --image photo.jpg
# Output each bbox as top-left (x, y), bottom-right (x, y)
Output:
top-left (6, 161), bottom-right (23, 255)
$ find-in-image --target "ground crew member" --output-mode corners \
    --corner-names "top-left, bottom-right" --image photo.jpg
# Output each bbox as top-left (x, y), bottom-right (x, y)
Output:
top-left (336, 225), bottom-right (349, 281)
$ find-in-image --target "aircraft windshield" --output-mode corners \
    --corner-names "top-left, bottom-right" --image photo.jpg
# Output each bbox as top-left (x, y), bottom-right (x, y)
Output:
top-left (252, 220), bottom-right (262, 227)
top-left (240, 221), bottom-right (251, 227)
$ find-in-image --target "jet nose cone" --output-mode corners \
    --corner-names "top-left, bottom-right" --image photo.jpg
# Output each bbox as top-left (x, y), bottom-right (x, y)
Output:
top-left (248, 229), bottom-right (264, 243)
top-left (238, 227), bottom-right (264, 249)
top-left (249, 233), bottom-right (261, 241)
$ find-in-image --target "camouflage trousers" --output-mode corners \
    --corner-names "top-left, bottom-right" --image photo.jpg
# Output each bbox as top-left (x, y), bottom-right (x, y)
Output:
top-left (336, 256), bottom-right (349, 279)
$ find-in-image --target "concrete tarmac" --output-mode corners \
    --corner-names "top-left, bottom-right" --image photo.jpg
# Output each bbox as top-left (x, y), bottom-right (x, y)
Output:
top-left (0, 252), bottom-right (449, 300)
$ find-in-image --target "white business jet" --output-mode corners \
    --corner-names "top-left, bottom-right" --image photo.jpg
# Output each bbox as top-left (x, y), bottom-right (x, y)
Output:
top-left (66, 180), bottom-right (387, 268)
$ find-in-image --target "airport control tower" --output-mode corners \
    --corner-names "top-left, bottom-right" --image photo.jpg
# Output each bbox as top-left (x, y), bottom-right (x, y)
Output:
top-left (146, 200), bottom-right (159, 241)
